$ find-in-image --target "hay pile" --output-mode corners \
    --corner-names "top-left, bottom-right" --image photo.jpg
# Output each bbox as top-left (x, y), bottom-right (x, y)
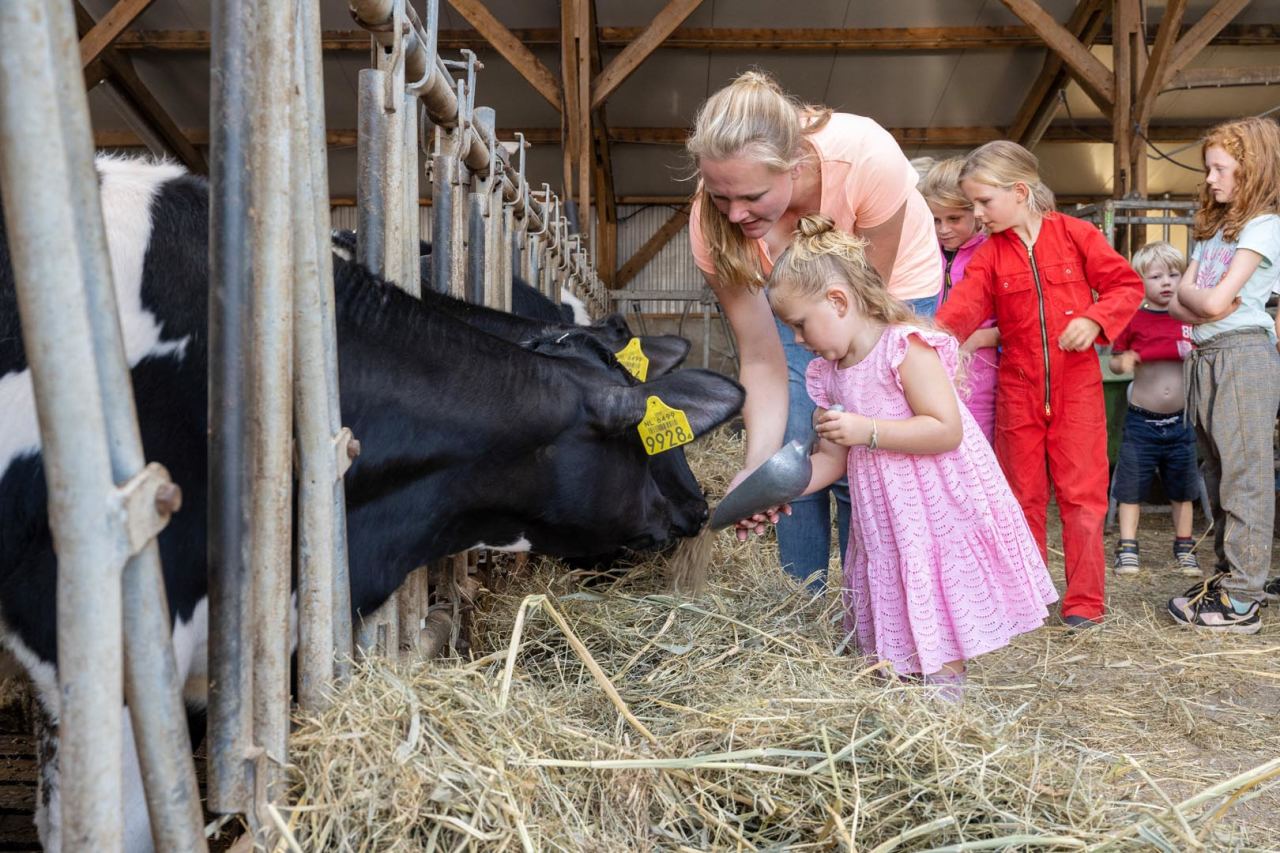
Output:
top-left (286, 430), bottom-right (1280, 851)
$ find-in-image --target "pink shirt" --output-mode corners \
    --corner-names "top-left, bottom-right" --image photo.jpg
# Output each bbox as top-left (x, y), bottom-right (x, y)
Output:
top-left (689, 113), bottom-right (941, 301)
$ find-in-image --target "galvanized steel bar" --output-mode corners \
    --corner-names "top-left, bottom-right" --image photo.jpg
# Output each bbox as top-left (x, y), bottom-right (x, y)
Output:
top-left (356, 68), bottom-right (388, 276)
top-left (0, 4), bottom-right (124, 848)
top-left (291, 7), bottom-right (339, 713)
top-left (401, 94), bottom-right (421, 296)
top-left (430, 126), bottom-right (459, 296)
top-left (42, 0), bottom-right (208, 844)
top-left (248, 0), bottom-right (294, 813)
top-left (296, 0), bottom-right (354, 683)
top-left (207, 0), bottom-right (254, 817)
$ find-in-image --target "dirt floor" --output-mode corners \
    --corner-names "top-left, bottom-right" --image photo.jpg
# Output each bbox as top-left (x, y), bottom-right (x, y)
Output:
top-left (971, 505), bottom-right (1280, 848)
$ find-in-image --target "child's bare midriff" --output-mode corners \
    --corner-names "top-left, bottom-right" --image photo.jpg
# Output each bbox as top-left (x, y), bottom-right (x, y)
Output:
top-left (1129, 359), bottom-right (1186, 414)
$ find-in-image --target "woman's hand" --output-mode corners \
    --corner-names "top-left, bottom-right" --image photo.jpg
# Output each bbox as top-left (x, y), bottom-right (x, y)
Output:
top-left (1058, 317), bottom-right (1101, 351)
top-left (815, 409), bottom-right (872, 447)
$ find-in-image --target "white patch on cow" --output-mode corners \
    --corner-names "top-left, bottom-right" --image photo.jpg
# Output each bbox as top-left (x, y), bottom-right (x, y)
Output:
top-left (35, 715), bottom-right (60, 853)
top-left (120, 713), bottom-right (155, 853)
top-left (332, 244), bottom-right (354, 262)
top-left (0, 629), bottom-right (60, 720)
top-left (173, 597), bottom-right (209, 708)
top-left (0, 157), bottom-right (192, 476)
top-left (96, 155), bottom-right (191, 366)
top-left (471, 536), bottom-right (532, 553)
top-left (559, 289), bottom-right (591, 325)
top-left (0, 369), bottom-right (40, 479)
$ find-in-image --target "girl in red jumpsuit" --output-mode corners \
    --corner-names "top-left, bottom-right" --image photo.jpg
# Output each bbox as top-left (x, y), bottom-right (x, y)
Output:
top-left (936, 141), bottom-right (1143, 628)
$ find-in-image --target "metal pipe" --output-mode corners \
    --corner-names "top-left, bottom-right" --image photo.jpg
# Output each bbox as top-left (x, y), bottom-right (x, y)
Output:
top-left (42, 0), bottom-right (209, 844)
top-left (207, 0), bottom-right (254, 817)
top-left (248, 0), bottom-right (294, 812)
top-left (466, 183), bottom-right (487, 305)
top-left (297, 0), bottom-right (355, 682)
top-left (356, 69), bottom-right (388, 276)
top-left (430, 126), bottom-right (459, 296)
top-left (401, 94), bottom-right (420, 295)
top-left (291, 14), bottom-right (337, 713)
top-left (0, 4), bottom-right (125, 848)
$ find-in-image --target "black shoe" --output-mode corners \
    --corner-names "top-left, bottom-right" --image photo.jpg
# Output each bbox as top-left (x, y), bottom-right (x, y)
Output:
top-left (1172, 537), bottom-right (1200, 577)
top-left (1064, 614), bottom-right (1102, 631)
top-left (1264, 577), bottom-right (1280, 602)
top-left (1113, 539), bottom-right (1140, 576)
top-left (1168, 576), bottom-right (1262, 634)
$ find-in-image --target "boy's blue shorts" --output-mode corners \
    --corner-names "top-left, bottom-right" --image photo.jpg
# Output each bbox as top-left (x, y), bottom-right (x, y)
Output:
top-left (1112, 404), bottom-right (1199, 504)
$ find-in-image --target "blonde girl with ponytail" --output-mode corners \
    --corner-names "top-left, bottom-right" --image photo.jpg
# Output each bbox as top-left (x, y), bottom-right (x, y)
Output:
top-left (934, 139), bottom-right (1144, 630)
top-left (687, 70), bottom-right (940, 588)
top-left (760, 215), bottom-right (1056, 698)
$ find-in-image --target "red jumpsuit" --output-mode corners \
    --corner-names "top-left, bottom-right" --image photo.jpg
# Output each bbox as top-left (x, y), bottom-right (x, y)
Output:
top-left (936, 213), bottom-right (1143, 621)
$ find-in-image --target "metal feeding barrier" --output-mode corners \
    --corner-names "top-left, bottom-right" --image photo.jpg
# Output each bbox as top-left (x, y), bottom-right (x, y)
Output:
top-left (0, 0), bottom-right (611, 848)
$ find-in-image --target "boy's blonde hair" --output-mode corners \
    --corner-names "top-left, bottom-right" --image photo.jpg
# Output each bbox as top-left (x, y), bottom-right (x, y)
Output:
top-left (917, 156), bottom-right (971, 210)
top-left (766, 215), bottom-right (919, 327)
top-left (1193, 117), bottom-right (1280, 242)
top-left (686, 70), bottom-right (832, 289)
top-left (1130, 241), bottom-right (1187, 279)
top-left (959, 140), bottom-right (1056, 216)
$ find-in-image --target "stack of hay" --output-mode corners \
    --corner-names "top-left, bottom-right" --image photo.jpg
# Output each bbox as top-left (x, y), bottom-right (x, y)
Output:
top-left (286, 431), bottom-right (1278, 850)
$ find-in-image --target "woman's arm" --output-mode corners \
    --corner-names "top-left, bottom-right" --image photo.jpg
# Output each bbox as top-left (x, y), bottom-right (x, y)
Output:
top-left (856, 199), bottom-right (907, 285)
top-left (816, 337), bottom-right (963, 454)
top-left (704, 270), bottom-right (790, 472)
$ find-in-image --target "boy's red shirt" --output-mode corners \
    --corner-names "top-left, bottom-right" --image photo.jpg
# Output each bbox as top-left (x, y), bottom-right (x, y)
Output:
top-left (1112, 307), bottom-right (1194, 363)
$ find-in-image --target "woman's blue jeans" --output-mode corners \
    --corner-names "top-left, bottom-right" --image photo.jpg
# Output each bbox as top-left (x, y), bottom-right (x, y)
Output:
top-left (775, 319), bottom-right (850, 591)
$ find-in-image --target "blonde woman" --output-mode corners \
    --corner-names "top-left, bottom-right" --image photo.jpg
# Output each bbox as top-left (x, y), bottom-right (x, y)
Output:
top-left (687, 71), bottom-right (940, 588)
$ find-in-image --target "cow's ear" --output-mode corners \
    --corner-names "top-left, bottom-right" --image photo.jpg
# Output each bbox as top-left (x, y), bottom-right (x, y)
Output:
top-left (636, 335), bottom-right (691, 376)
top-left (585, 369), bottom-right (744, 437)
top-left (597, 313), bottom-right (632, 338)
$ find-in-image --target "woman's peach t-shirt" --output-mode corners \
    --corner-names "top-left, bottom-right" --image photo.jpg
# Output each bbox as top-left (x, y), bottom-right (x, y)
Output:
top-left (689, 112), bottom-right (940, 301)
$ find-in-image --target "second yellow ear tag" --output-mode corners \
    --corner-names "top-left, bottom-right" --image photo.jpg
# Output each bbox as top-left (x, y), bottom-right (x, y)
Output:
top-left (636, 395), bottom-right (695, 456)
top-left (614, 337), bottom-right (650, 382)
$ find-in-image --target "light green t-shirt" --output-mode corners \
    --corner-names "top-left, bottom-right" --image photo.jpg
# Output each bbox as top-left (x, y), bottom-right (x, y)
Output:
top-left (1189, 213), bottom-right (1280, 343)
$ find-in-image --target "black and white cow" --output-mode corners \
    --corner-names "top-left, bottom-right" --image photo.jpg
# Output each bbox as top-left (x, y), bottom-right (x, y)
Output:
top-left (0, 156), bottom-right (744, 851)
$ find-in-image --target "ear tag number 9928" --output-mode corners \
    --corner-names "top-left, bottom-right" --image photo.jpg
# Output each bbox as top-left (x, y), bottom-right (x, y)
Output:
top-left (614, 337), bottom-right (650, 382)
top-left (637, 395), bottom-right (694, 456)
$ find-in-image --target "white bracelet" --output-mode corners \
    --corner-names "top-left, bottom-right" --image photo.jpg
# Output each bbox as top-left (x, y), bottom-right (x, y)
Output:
top-left (868, 418), bottom-right (878, 451)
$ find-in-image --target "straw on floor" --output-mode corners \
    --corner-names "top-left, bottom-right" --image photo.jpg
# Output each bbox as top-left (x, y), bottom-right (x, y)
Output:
top-left (286, 429), bottom-right (1280, 851)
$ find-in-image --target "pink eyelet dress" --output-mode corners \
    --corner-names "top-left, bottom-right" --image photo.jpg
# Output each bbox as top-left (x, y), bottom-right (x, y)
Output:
top-left (805, 325), bottom-right (1058, 675)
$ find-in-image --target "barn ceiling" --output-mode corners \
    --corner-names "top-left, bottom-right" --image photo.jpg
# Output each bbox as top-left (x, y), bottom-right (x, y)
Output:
top-left (81, 0), bottom-right (1280, 201)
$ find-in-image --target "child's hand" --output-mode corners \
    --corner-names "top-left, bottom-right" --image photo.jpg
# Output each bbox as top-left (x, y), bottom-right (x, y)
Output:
top-left (815, 409), bottom-right (871, 447)
top-left (1113, 350), bottom-right (1140, 374)
top-left (1058, 317), bottom-right (1101, 351)
top-left (733, 504), bottom-right (790, 541)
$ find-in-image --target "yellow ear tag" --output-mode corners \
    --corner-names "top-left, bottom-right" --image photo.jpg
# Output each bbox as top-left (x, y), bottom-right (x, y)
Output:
top-left (614, 337), bottom-right (650, 382)
top-left (637, 395), bottom-right (695, 456)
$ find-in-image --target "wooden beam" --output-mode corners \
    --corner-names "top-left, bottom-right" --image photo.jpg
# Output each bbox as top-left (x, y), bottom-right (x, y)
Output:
top-left (616, 207), bottom-right (690, 289)
top-left (1132, 0), bottom-right (1188, 165)
top-left (560, 0), bottom-right (580, 214)
top-left (1162, 0), bottom-right (1255, 89)
top-left (575, 0), bottom-right (591, 226)
top-left (589, 1), bottom-right (617, 286)
top-left (1008, 0), bottom-right (1106, 146)
top-left (1166, 64), bottom-right (1280, 89)
top-left (590, 0), bottom-right (703, 110)
top-left (108, 24), bottom-right (1280, 53)
top-left (1112, 0), bottom-right (1138, 202)
top-left (444, 0), bottom-right (561, 111)
top-left (999, 0), bottom-right (1115, 111)
top-left (95, 122), bottom-right (1220, 151)
top-left (80, 0), bottom-right (155, 68)
top-left (75, 3), bottom-right (206, 174)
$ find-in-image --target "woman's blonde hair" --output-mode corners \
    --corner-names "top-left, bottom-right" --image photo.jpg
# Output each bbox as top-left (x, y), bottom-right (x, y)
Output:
top-left (1129, 240), bottom-right (1187, 279)
top-left (1193, 117), bottom-right (1280, 242)
top-left (686, 70), bottom-right (832, 289)
top-left (766, 215), bottom-right (919, 328)
top-left (917, 157), bottom-right (972, 210)
top-left (959, 140), bottom-right (1056, 216)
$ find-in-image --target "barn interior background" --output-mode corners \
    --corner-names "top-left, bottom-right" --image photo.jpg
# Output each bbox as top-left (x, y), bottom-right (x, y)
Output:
top-left (84, 0), bottom-right (1280, 373)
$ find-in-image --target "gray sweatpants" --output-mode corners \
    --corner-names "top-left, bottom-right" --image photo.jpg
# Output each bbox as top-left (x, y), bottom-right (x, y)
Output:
top-left (1185, 327), bottom-right (1280, 602)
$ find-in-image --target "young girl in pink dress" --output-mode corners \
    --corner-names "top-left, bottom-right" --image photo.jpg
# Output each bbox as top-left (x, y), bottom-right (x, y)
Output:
top-left (765, 214), bottom-right (1057, 695)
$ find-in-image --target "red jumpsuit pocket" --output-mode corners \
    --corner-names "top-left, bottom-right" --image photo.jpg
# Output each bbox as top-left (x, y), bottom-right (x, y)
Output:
top-left (1038, 261), bottom-right (1094, 316)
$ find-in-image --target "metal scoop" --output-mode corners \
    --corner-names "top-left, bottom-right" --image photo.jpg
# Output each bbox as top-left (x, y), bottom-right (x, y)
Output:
top-left (710, 405), bottom-right (843, 530)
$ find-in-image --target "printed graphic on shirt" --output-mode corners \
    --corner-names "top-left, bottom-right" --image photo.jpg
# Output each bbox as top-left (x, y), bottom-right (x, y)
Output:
top-left (1195, 238), bottom-right (1235, 290)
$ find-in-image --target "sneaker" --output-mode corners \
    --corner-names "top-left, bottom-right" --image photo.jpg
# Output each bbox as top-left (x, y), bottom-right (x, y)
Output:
top-left (1173, 537), bottom-right (1200, 577)
top-left (1113, 539), bottom-right (1140, 576)
top-left (1264, 577), bottom-right (1280, 602)
top-left (1167, 575), bottom-right (1261, 634)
